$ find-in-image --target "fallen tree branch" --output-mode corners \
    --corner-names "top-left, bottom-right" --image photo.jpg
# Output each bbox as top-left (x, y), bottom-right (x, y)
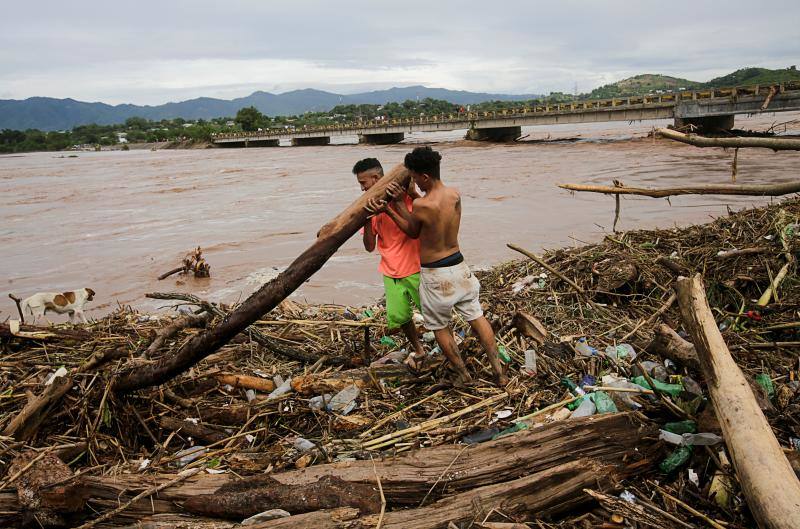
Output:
top-left (558, 180), bottom-right (800, 198)
top-left (675, 274), bottom-right (800, 529)
top-left (141, 312), bottom-right (210, 359)
top-left (657, 127), bottom-right (800, 150)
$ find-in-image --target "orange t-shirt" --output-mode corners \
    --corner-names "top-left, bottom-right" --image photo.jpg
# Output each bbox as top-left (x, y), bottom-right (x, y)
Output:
top-left (369, 196), bottom-right (421, 279)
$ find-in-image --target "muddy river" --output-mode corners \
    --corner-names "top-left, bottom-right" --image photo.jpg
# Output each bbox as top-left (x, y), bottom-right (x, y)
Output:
top-left (2, 112), bottom-right (799, 320)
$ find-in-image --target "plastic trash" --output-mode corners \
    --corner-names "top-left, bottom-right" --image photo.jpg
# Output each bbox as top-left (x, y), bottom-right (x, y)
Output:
top-left (755, 373), bottom-right (775, 399)
top-left (327, 384), bottom-right (360, 415)
top-left (422, 331), bottom-right (435, 343)
top-left (511, 275), bottom-right (537, 294)
top-left (570, 395), bottom-right (596, 418)
top-left (594, 391), bottom-right (618, 414)
top-left (293, 437), bottom-right (315, 453)
top-left (660, 430), bottom-right (722, 446)
top-left (631, 376), bottom-right (683, 398)
top-left (379, 335), bottom-right (398, 348)
top-left (308, 394), bottom-right (332, 410)
top-left (44, 367), bottom-right (69, 386)
top-left (680, 376), bottom-right (703, 398)
top-left (498, 345), bottom-right (511, 364)
top-left (579, 374), bottom-right (597, 388)
top-left (604, 343), bottom-right (637, 362)
top-left (370, 349), bottom-right (408, 367)
top-left (245, 389), bottom-right (257, 403)
top-left (521, 350), bottom-right (537, 376)
top-left (175, 445), bottom-right (207, 467)
top-left (241, 510), bottom-right (291, 525)
top-left (659, 445), bottom-right (693, 474)
top-left (462, 427), bottom-right (500, 444)
top-left (574, 337), bottom-right (598, 357)
top-left (688, 468), bottom-right (700, 487)
top-left (619, 490), bottom-right (636, 504)
top-left (664, 420), bottom-right (697, 435)
top-left (492, 421), bottom-right (528, 440)
top-left (454, 329), bottom-right (466, 346)
top-left (600, 375), bottom-right (649, 409)
top-left (561, 376), bottom-right (586, 396)
top-left (267, 377), bottom-right (293, 400)
top-left (791, 437), bottom-right (800, 451)
top-left (635, 361), bottom-right (668, 382)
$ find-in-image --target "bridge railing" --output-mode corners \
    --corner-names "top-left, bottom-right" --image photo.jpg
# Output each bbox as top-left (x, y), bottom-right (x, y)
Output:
top-left (212, 80), bottom-right (800, 140)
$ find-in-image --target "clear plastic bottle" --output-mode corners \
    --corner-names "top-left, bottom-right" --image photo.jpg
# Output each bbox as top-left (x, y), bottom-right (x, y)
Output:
top-left (570, 396), bottom-right (596, 418)
top-left (327, 384), bottom-right (360, 415)
top-left (575, 337), bottom-right (598, 357)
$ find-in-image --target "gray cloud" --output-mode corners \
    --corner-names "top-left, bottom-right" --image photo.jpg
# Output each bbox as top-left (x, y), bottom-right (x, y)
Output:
top-left (1, 0), bottom-right (798, 104)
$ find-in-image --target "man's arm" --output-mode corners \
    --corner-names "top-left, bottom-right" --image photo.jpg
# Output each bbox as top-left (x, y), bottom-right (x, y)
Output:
top-left (362, 218), bottom-right (377, 252)
top-left (384, 202), bottom-right (423, 239)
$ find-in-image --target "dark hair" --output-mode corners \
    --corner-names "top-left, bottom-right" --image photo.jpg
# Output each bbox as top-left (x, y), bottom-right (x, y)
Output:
top-left (352, 157), bottom-right (383, 175)
top-left (404, 146), bottom-right (441, 179)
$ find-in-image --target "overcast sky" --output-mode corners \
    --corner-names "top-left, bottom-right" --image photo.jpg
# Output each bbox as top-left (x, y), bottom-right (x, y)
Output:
top-left (1, 0), bottom-right (798, 105)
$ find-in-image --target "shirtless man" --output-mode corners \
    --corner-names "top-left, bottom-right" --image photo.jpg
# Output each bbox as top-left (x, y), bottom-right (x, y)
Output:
top-left (366, 146), bottom-right (508, 386)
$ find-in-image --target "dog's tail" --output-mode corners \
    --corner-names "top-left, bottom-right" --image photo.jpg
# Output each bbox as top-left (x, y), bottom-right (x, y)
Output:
top-left (8, 294), bottom-right (25, 323)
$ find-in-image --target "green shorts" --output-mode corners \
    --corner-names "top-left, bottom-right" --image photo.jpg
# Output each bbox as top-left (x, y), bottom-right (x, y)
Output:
top-left (383, 273), bottom-right (421, 329)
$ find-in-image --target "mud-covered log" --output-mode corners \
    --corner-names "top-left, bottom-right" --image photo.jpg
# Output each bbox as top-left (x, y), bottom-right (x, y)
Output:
top-left (676, 274), bottom-right (800, 529)
top-left (646, 323), bottom-right (700, 370)
top-left (183, 475), bottom-right (380, 519)
top-left (112, 164), bottom-right (411, 393)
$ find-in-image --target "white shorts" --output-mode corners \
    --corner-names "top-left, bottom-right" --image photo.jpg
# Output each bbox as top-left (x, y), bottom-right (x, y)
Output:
top-left (420, 261), bottom-right (483, 330)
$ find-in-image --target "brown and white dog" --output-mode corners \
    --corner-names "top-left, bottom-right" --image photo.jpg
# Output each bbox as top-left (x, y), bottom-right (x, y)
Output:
top-left (9, 288), bottom-right (96, 324)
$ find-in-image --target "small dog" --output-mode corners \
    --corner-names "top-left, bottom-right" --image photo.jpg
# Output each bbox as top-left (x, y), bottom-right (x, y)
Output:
top-left (9, 288), bottom-right (96, 324)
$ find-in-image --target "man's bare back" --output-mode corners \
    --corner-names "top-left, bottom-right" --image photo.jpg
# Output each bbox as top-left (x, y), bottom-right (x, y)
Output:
top-left (413, 184), bottom-right (462, 264)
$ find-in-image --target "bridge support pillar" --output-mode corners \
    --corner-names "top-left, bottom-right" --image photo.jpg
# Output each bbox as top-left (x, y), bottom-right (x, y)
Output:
top-left (291, 136), bottom-right (330, 146)
top-left (466, 126), bottom-right (521, 142)
top-left (358, 132), bottom-right (405, 145)
top-left (674, 115), bottom-right (735, 134)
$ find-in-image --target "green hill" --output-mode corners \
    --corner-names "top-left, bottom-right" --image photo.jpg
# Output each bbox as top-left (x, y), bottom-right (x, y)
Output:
top-left (585, 66), bottom-right (799, 99)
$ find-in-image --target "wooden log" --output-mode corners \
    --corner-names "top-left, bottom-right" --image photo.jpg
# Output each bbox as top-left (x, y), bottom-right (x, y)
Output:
top-left (291, 363), bottom-right (422, 396)
top-left (675, 274), bottom-right (800, 529)
top-left (657, 127), bottom-right (800, 150)
top-left (2, 376), bottom-right (73, 441)
top-left (183, 475), bottom-right (380, 520)
top-left (558, 181), bottom-right (800, 198)
top-left (0, 322), bottom-right (92, 342)
top-left (646, 324), bottom-right (700, 370)
top-left (158, 417), bottom-right (228, 444)
top-left (512, 311), bottom-right (548, 345)
top-left (12, 413), bottom-right (650, 524)
top-left (111, 164), bottom-right (411, 393)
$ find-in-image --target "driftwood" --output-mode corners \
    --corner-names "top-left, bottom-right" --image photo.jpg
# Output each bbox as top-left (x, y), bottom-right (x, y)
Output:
top-left (657, 127), bottom-right (800, 151)
top-left (2, 376), bottom-right (73, 441)
top-left (214, 373), bottom-right (276, 393)
top-left (646, 323), bottom-right (700, 370)
top-left (291, 363), bottom-right (424, 395)
top-left (512, 311), bottom-right (548, 345)
top-left (141, 313), bottom-right (210, 359)
top-left (183, 475), bottom-right (380, 519)
top-left (6, 413), bottom-right (650, 524)
top-left (158, 417), bottom-right (228, 444)
top-left (558, 181), bottom-right (800, 198)
top-left (0, 322), bottom-right (92, 342)
top-left (675, 274), bottom-right (800, 529)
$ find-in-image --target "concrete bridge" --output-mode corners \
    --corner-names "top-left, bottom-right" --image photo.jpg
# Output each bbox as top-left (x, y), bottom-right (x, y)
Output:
top-left (212, 81), bottom-right (800, 147)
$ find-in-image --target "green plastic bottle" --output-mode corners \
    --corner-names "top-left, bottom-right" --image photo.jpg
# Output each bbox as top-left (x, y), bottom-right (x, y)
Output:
top-left (631, 376), bottom-right (683, 398)
top-left (659, 445), bottom-right (693, 474)
top-left (498, 345), bottom-right (511, 364)
top-left (755, 373), bottom-right (775, 399)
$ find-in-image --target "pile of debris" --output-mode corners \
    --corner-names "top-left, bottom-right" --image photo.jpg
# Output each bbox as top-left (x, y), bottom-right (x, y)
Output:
top-left (1, 198), bottom-right (800, 528)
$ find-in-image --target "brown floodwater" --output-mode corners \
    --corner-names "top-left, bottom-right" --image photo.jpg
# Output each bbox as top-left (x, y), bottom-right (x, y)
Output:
top-left (2, 112), bottom-right (799, 321)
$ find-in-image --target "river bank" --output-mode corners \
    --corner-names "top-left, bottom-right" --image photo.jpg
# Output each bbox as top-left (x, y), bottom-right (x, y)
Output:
top-left (1, 197), bottom-right (798, 527)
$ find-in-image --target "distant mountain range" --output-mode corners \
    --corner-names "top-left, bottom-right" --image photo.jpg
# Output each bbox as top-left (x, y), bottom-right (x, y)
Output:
top-left (0, 86), bottom-right (540, 131)
top-left (2, 66), bottom-right (797, 131)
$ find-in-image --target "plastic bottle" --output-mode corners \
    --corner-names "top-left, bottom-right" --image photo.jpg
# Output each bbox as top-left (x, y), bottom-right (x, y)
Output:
top-left (600, 375), bottom-right (649, 409)
top-left (680, 376), bottom-right (703, 398)
top-left (561, 376), bottom-right (586, 396)
top-left (293, 437), bottom-right (315, 453)
top-left (682, 433), bottom-right (723, 446)
top-left (380, 335), bottom-right (398, 348)
top-left (593, 391), bottom-right (618, 414)
top-left (267, 377), bottom-right (293, 399)
top-left (175, 445), bottom-right (207, 467)
top-left (570, 396), bottom-right (596, 418)
top-left (574, 337), bottom-right (598, 357)
top-left (308, 394), bottom-right (332, 410)
top-left (498, 345), bottom-right (511, 364)
top-left (492, 421), bottom-right (528, 440)
top-left (462, 427), bottom-right (500, 444)
top-left (635, 361), bottom-right (668, 382)
top-left (327, 384), bottom-right (360, 415)
top-left (631, 376), bottom-right (683, 398)
top-left (659, 446), bottom-right (693, 474)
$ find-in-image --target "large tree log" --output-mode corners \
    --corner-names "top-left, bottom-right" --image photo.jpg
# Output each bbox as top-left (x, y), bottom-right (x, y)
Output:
top-left (247, 459), bottom-right (616, 529)
top-left (11, 413), bottom-right (650, 524)
top-left (657, 127), bottom-right (800, 151)
top-left (112, 164), bottom-right (411, 393)
top-left (675, 274), bottom-right (800, 529)
top-left (558, 181), bottom-right (800, 198)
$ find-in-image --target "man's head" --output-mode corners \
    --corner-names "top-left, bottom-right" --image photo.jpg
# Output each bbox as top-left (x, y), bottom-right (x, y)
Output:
top-left (353, 158), bottom-right (383, 192)
top-left (404, 146), bottom-right (441, 191)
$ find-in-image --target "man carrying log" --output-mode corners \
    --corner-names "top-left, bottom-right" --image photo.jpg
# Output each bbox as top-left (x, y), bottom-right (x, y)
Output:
top-left (353, 158), bottom-right (426, 368)
top-left (366, 147), bottom-right (508, 386)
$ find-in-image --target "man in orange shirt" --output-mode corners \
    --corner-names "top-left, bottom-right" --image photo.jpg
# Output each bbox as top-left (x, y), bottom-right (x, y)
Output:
top-left (354, 158), bottom-right (426, 367)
